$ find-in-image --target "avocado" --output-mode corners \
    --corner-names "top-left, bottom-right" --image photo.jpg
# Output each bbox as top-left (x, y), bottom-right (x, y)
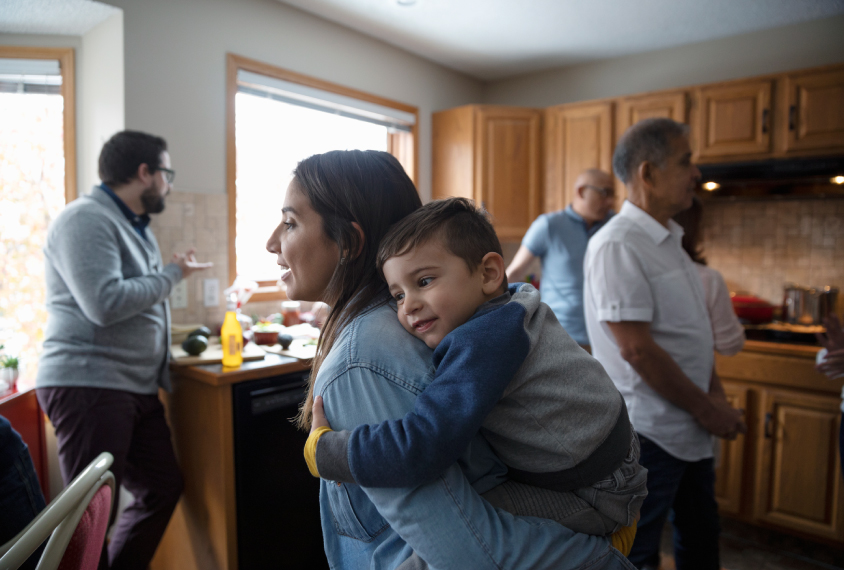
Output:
top-left (182, 335), bottom-right (209, 356)
top-left (277, 333), bottom-right (294, 350)
top-left (187, 326), bottom-right (213, 339)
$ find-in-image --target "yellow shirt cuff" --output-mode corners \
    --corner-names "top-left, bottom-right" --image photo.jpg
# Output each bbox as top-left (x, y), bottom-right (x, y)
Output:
top-left (304, 426), bottom-right (333, 478)
top-left (610, 520), bottom-right (637, 557)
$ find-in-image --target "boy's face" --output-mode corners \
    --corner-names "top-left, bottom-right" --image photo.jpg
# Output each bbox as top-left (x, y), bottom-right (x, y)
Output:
top-left (382, 240), bottom-right (492, 349)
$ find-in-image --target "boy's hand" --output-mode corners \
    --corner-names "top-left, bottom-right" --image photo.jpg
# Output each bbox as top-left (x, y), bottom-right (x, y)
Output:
top-left (310, 396), bottom-right (332, 434)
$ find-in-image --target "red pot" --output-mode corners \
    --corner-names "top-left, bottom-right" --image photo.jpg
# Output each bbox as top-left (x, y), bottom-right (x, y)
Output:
top-left (731, 294), bottom-right (774, 324)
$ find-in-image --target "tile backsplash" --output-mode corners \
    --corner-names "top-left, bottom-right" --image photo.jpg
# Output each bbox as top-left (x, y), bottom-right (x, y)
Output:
top-left (151, 191), bottom-right (230, 328)
top-left (151, 190), bottom-right (313, 330)
top-left (702, 199), bottom-right (844, 310)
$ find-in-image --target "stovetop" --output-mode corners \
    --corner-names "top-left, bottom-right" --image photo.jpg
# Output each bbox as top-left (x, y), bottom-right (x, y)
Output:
top-left (742, 321), bottom-right (824, 346)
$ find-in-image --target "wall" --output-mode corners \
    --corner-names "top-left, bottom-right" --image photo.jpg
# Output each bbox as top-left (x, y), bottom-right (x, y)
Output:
top-left (79, 11), bottom-right (124, 194)
top-left (703, 199), bottom-right (844, 308)
top-left (484, 15), bottom-right (844, 107)
top-left (103, 0), bottom-right (483, 201)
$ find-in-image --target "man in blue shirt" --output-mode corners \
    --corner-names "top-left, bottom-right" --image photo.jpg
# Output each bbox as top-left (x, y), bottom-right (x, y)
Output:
top-left (506, 168), bottom-right (616, 346)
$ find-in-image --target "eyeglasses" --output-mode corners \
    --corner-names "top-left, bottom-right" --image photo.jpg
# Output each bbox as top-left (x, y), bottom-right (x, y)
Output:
top-left (157, 167), bottom-right (176, 183)
top-left (583, 184), bottom-right (615, 199)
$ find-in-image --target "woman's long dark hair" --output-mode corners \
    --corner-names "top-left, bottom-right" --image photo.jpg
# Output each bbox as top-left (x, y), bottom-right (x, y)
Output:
top-left (673, 195), bottom-right (706, 265)
top-left (292, 150), bottom-right (422, 430)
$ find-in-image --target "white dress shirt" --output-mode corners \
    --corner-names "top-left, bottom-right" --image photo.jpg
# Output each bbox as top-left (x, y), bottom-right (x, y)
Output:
top-left (696, 263), bottom-right (745, 356)
top-left (584, 201), bottom-right (715, 462)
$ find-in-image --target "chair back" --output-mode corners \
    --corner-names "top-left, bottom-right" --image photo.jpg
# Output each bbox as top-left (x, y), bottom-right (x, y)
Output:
top-left (0, 452), bottom-right (115, 570)
top-left (57, 482), bottom-right (112, 570)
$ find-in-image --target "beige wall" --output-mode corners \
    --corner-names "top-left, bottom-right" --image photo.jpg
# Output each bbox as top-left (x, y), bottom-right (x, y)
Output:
top-left (79, 11), bottom-right (125, 194)
top-left (103, 0), bottom-right (484, 201)
top-left (484, 15), bottom-right (844, 107)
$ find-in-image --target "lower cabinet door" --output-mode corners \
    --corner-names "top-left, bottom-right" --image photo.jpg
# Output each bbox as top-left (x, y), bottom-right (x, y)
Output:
top-left (714, 381), bottom-right (749, 516)
top-left (754, 387), bottom-right (844, 541)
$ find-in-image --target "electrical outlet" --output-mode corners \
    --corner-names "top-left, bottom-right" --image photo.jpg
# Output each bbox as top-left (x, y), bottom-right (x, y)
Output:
top-left (170, 280), bottom-right (188, 309)
top-left (203, 278), bottom-right (220, 307)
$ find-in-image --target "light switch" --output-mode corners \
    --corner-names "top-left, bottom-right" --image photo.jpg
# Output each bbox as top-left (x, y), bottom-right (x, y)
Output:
top-left (171, 280), bottom-right (188, 309)
top-left (203, 278), bottom-right (220, 307)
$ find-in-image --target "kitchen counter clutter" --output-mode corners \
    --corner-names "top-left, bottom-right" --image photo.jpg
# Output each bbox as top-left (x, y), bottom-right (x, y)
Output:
top-left (714, 340), bottom-right (844, 546)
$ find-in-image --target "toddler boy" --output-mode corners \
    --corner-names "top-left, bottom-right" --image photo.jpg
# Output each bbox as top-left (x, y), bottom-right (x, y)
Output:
top-left (305, 197), bottom-right (646, 544)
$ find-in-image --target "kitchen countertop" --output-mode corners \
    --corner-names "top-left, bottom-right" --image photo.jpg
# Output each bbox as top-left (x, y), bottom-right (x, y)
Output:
top-left (170, 351), bottom-right (310, 387)
top-left (740, 339), bottom-right (822, 359)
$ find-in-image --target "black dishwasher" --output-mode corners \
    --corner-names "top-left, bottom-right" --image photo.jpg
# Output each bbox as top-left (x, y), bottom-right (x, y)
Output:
top-left (232, 370), bottom-right (328, 569)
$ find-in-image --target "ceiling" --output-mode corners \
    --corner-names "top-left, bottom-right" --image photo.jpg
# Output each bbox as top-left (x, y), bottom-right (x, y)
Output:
top-left (278, 0), bottom-right (844, 80)
top-left (0, 0), bottom-right (120, 36)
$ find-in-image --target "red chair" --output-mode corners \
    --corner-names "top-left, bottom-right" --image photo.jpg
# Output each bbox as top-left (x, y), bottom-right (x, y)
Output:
top-left (0, 453), bottom-right (115, 570)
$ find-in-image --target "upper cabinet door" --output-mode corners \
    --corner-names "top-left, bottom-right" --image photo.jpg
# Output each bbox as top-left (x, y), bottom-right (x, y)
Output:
top-left (544, 101), bottom-right (613, 213)
top-left (616, 91), bottom-right (689, 138)
top-left (782, 67), bottom-right (844, 153)
top-left (696, 79), bottom-right (773, 159)
top-left (476, 107), bottom-right (542, 241)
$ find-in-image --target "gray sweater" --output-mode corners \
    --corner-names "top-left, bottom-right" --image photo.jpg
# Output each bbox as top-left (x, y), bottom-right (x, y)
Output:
top-left (36, 187), bottom-right (182, 394)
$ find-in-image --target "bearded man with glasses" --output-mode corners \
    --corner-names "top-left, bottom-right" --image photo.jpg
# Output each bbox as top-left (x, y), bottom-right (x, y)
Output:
top-left (506, 168), bottom-right (616, 350)
top-left (36, 130), bottom-right (212, 569)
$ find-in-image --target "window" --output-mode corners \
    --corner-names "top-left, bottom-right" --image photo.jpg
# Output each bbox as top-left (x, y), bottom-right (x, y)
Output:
top-left (0, 47), bottom-right (76, 382)
top-left (226, 54), bottom-right (418, 301)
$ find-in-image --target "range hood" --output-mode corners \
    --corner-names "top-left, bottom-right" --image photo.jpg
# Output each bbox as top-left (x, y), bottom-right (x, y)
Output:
top-left (697, 155), bottom-right (844, 199)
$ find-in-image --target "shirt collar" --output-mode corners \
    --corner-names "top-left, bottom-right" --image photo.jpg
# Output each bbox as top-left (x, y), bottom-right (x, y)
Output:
top-left (99, 184), bottom-right (151, 238)
top-left (619, 200), bottom-right (683, 245)
top-left (564, 204), bottom-right (614, 235)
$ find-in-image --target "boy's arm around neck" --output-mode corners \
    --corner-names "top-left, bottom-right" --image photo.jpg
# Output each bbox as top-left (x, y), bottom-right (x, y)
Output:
top-left (329, 303), bottom-right (531, 488)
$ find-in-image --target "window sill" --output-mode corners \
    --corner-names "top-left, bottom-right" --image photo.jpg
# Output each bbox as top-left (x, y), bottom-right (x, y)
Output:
top-left (247, 285), bottom-right (288, 303)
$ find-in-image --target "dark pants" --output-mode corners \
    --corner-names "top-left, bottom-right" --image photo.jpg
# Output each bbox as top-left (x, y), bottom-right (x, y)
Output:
top-left (628, 435), bottom-right (720, 570)
top-left (840, 412), bottom-right (843, 476)
top-left (37, 387), bottom-right (183, 570)
top-left (0, 415), bottom-right (47, 570)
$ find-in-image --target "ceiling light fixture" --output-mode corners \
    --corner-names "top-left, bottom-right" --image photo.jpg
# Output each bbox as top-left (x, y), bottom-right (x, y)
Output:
top-left (831, 175), bottom-right (844, 185)
top-left (396, 0), bottom-right (417, 5)
top-left (702, 181), bottom-right (720, 191)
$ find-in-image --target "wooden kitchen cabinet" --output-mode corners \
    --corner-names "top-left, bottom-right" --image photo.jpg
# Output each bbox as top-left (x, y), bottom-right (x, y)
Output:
top-left (432, 105), bottom-right (541, 241)
top-left (714, 381), bottom-right (750, 516)
top-left (616, 90), bottom-right (689, 138)
top-left (543, 101), bottom-right (614, 213)
top-left (695, 79), bottom-right (774, 160)
top-left (716, 342), bottom-right (844, 545)
top-left (780, 67), bottom-right (844, 154)
top-left (753, 387), bottom-right (844, 541)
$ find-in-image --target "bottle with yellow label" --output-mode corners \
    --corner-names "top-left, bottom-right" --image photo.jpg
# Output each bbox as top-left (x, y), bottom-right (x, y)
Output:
top-left (221, 299), bottom-right (243, 367)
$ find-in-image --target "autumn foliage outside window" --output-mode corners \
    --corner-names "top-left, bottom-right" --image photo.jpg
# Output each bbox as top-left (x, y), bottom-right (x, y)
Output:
top-left (0, 91), bottom-right (66, 381)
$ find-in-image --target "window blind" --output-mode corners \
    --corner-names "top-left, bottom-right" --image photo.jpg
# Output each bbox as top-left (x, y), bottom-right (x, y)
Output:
top-left (237, 70), bottom-right (415, 133)
top-left (0, 58), bottom-right (62, 94)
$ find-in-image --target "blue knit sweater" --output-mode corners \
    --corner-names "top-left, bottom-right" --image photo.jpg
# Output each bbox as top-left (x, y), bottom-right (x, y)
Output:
top-left (316, 283), bottom-right (631, 492)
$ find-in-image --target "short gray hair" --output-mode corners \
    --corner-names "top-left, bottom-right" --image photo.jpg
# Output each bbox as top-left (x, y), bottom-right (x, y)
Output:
top-left (612, 118), bottom-right (690, 184)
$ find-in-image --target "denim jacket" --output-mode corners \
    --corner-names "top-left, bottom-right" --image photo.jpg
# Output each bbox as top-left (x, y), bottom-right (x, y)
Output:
top-left (314, 296), bottom-right (634, 570)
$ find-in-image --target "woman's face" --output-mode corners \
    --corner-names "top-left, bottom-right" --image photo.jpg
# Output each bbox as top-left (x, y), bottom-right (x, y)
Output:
top-left (266, 180), bottom-right (340, 302)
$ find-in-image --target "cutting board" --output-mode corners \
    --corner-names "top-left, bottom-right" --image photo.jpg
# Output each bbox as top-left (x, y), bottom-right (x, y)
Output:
top-left (260, 339), bottom-right (317, 361)
top-left (171, 340), bottom-right (265, 366)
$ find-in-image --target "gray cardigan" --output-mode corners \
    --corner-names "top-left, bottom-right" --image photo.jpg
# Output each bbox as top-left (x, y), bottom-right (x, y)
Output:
top-left (36, 187), bottom-right (182, 394)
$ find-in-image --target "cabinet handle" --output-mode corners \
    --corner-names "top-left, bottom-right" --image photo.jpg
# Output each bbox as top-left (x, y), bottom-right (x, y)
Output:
top-left (788, 105), bottom-right (796, 131)
top-left (761, 109), bottom-right (769, 134)
top-left (764, 412), bottom-right (774, 439)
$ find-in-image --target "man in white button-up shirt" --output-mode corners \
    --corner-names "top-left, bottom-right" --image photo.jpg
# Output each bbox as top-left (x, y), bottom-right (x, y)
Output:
top-left (584, 118), bottom-right (746, 570)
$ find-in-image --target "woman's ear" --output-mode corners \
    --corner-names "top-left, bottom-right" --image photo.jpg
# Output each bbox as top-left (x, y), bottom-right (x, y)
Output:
top-left (480, 252), bottom-right (505, 296)
top-left (350, 221), bottom-right (365, 259)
